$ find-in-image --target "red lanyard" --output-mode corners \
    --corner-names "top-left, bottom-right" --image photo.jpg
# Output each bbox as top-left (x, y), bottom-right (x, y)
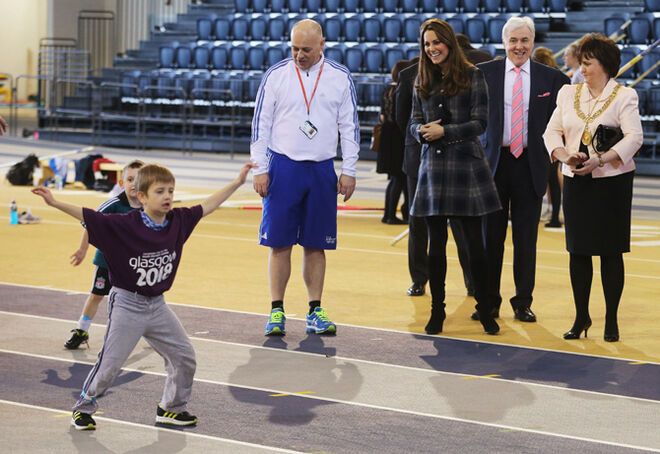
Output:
top-left (294, 61), bottom-right (324, 116)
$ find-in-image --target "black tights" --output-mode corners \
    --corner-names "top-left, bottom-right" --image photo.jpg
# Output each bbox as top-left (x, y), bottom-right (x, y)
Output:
top-left (569, 253), bottom-right (624, 331)
top-left (425, 216), bottom-right (491, 313)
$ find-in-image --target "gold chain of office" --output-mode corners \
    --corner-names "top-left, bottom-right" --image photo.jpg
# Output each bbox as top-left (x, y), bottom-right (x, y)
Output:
top-left (574, 83), bottom-right (621, 146)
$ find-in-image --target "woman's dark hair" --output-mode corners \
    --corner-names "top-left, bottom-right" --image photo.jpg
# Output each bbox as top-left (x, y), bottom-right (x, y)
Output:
top-left (576, 33), bottom-right (620, 78)
top-left (391, 59), bottom-right (409, 83)
top-left (415, 19), bottom-right (473, 98)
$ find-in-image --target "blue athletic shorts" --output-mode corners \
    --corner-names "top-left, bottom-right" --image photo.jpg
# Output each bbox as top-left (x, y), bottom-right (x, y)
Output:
top-left (259, 151), bottom-right (338, 250)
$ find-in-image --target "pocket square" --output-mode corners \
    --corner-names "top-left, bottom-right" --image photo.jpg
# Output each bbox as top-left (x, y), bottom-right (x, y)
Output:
top-left (537, 92), bottom-right (551, 98)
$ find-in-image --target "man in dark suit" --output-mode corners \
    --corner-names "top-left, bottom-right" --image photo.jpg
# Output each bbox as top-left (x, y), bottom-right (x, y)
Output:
top-left (395, 58), bottom-right (474, 298)
top-left (477, 17), bottom-right (569, 322)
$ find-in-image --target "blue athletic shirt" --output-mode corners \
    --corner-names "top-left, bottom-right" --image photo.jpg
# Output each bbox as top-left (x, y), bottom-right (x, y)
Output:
top-left (82, 205), bottom-right (203, 296)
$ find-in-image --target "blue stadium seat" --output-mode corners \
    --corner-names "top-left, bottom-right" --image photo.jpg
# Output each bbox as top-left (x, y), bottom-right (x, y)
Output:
top-left (503, 0), bottom-right (523, 12)
top-left (120, 70), bottom-right (140, 97)
top-left (268, 16), bottom-right (287, 40)
top-left (406, 46), bottom-right (419, 59)
top-left (159, 46), bottom-right (176, 68)
top-left (655, 17), bottom-right (660, 40)
top-left (442, 0), bottom-right (460, 12)
top-left (401, 0), bottom-right (418, 12)
top-left (488, 16), bottom-right (507, 43)
top-left (344, 16), bottom-right (362, 41)
top-left (363, 75), bottom-right (386, 105)
top-left (214, 18), bottom-right (231, 40)
top-left (525, 0), bottom-right (545, 12)
top-left (620, 47), bottom-right (641, 78)
top-left (250, 16), bottom-right (268, 40)
top-left (385, 45), bottom-right (406, 71)
top-left (364, 17), bottom-right (382, 42)
top-left (466, 17), bottom-right (487, 43)
top-left (248, 45), bottom-right (266, 70)
top-left (193, 45), bottom-right (211, 69)
top-left (190, 71), bottom-right (212, 100)
top-left (345, 45), bottom-right (364, 71)
top-left (232, 17), bottom-right (249, 40)
top-left (382, 0), bottom-right (399, 12)
top-left (324, 15), bottom-right (342, 41)
top-left (629, 15), bottom-right (652, 44)
top-left (344, 0), bottom-right (359, 12)
top-left (325, 43), bottom-right (345, 63)
top-left (325, 0), bottom-right (341, 12)
top-left (633, 80), bottom-right (650, 115)
top-left (235, 0), bottom-right (249, 13)
top-left (246, 72), bottom-right (263, 102)
top-left (288, 0), bottom-right (305, 12)
top-left (227, 72), bottom-right (245, 102)
top-left (211, 46), bottom-right (228, 69)
top-left (175, 71), bottom-right (194, 98)
top-left (175, 46), bottom-right (192, 68)
top-left (253, 0), bottom-right (268, 12)
top-left (639, 48), bottom-right (659, 79)
top-left (365, 45), bottom-right (385, 72)
top-left (404, 16), bottom-right (422, 42)
top-left (420, 0), bottom-right (437, 12)
top-left (484, 0), bottom-right (501, 12)
top-left (645, 0), bottom-right (660, 10)
top-left (271, 0), bottom-right (286, 12)
top-left (307, 0), bottom-right (323, 11)
top-left (383, 16), bottom-right (403, 42)
top-left (197, 18), bottom-right (213, 40)
top-left (479, 43), bottom-right (496, 57)
top-left (447, 15), bottom-right (465, 35)
top-left (153, 70), bottom-right (175, 98)
top-left (287, 15), bottom-right (306, 37)
top-left (266, 45), bottom-right (286, 66)
top-left (230, 46), bottom-right (248, 69)
top-left (463, 0), bottom-right (481, 13)
top-left (363, 0), bottom-right (379, 12)
top-left (650, 86), bottom-right (660, 115)
top-left (547, 0), bottom-right (566, 12)
top-left (604, 14), bottom-right (629, 38)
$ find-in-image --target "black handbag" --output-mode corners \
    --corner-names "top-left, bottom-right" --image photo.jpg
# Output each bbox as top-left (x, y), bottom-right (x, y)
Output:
top-left (592, 124), bottom-right (624, 153)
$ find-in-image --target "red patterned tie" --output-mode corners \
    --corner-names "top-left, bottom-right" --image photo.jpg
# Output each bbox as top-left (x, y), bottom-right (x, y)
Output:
top-left (510, 66), bottom-right (524, 158)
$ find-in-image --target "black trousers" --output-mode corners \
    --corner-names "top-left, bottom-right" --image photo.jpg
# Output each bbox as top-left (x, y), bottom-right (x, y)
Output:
top-left (547, 160), bottom-right (561, 224)
top-left (407, 174), bottom-right (473, 291)
top-left (425, 215), bottom-right (490, 312)
top-left (485, 149), bottom-right (543, 310)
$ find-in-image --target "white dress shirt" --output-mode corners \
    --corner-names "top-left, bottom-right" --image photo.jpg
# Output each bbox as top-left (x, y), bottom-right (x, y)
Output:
top-left (250, 55), bottom-right (360, 177)
top-left (502, 58), bottom-right (530, 147)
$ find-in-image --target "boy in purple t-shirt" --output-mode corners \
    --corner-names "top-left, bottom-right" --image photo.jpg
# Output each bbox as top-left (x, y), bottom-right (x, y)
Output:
top-left (33, 162), bottom-right (254, 430)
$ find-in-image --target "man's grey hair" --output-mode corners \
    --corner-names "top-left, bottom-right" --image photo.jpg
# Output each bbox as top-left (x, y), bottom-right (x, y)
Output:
top-left (502, 16), bottom-right (535, 43)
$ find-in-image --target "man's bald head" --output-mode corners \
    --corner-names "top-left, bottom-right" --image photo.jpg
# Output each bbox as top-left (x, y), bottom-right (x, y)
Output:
top-left (290, 19), bottom-right (325, 71)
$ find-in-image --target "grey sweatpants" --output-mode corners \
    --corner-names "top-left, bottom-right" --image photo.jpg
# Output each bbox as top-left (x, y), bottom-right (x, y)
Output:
top-left (72, 287), bottom-right (196, 415)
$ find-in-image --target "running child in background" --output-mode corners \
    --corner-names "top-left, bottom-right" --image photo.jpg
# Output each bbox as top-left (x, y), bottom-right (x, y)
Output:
top-left (65, 160), bottom-right (144, 349)
top-left (33, 161), bottom-right (254, 430)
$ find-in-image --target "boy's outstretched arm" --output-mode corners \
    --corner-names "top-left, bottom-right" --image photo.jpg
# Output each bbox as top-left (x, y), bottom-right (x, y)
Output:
top-left (201, 162), bottom-right (256, 217)
top-left (32, 187), bottom-right (84, 221)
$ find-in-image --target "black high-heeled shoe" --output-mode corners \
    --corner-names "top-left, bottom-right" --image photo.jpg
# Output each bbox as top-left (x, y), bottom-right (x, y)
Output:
top-left (478, 312), bottom-right (500, 335)
top-left (604, 323), bottom-right (619, 342)
top-left (563, 319), bottom-right (592, 340)
top-left (425, 308), bottom-right (446, 335)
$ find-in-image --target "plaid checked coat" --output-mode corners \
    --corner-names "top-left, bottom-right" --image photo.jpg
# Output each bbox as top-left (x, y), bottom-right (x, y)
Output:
top-left (409, 67), bottom-right (501, 217)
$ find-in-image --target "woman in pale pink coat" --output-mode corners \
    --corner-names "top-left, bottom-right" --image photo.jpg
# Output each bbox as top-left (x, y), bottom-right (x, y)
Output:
top-left (543, 33), bottom-right (643, 343)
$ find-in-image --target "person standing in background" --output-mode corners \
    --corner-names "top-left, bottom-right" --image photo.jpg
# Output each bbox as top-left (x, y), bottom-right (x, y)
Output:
top-left (250, 20), bottom-right (359, 337)
top-left (477, 17), bottom-right (569, 323)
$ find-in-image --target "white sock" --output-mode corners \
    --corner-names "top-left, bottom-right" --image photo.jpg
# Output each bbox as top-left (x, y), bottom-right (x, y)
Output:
top-left (77, 316), bottom-right (92, 332)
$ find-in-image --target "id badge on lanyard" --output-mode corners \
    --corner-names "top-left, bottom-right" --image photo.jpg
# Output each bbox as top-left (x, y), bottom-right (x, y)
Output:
top-left (295, 62), bottom-right (324, 140)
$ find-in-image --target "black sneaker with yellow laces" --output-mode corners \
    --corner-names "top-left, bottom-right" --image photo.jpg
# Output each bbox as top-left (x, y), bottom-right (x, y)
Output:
top-left (71, 411), bottom-right (96, 430)
top-left (156, 405), bottom-right (198, 426)
top-left (64, 329), bottom-right (89, 350)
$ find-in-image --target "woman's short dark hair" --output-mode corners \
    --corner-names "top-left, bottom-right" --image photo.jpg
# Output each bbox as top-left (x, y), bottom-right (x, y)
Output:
top-left (576, 33), bottom-right (620, 78)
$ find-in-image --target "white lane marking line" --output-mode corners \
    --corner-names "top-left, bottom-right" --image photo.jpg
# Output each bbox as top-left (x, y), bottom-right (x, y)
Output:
top-left (1, 311), bottom-right (659, 405)
top-left (0, 399), bottom-right (302, 453)
top-left (0, 348), bottom-right (658, 453)
top-left (1, 281), bottom-right (659, 367)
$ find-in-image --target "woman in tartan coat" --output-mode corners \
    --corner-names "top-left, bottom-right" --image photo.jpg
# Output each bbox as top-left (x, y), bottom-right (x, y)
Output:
top-left (409, 19), bottom-right (501, 335)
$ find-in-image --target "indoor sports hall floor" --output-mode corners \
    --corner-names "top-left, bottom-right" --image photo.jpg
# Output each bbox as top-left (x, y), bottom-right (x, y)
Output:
top-left (1, 137), bottom-right (659, 453)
